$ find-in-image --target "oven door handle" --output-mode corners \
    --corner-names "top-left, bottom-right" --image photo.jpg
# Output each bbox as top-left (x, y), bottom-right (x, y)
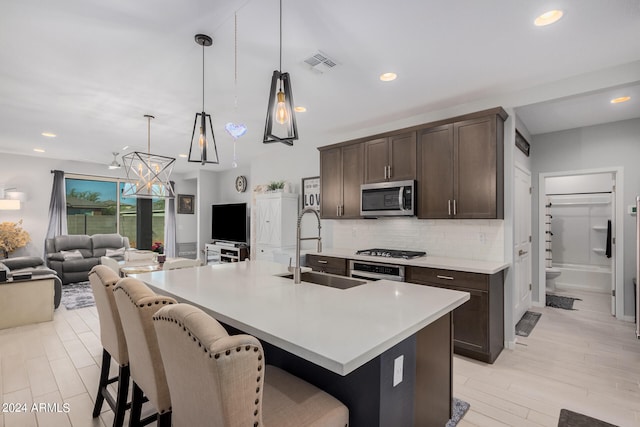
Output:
top-left (349, 270), bottom-right (402, 281)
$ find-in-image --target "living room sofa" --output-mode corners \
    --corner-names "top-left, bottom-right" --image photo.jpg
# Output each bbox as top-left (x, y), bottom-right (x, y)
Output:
top-left (0, 256), bottom-right (63, 309)
top-left (46, 234), bottom-right (130, 285)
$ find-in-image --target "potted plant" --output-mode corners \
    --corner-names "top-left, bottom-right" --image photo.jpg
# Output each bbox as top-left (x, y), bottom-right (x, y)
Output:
top-left (151, 241), bottom-right (164, 254)
top-left (0, 220), bottom-right (31, 259)
top-left (267, 180), bottom-right (285, 192)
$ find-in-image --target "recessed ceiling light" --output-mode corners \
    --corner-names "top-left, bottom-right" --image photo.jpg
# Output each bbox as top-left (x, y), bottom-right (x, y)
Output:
top-left (294, 106), bottom-right (307, 113)
top-left (179, 154), bottom-right (188, 158)
top-left (122, 145), bottom-right (129, 151)
top-left (534, 10), bottom-right (564, 26)
top-left (610, 96), bottom-right (631, 104)
top-left (33, 148), bottom-right (45, 153)
top-left (41, 132), bottom-right (56, 138)
top-left (379, 72), bottom-right (397, 82)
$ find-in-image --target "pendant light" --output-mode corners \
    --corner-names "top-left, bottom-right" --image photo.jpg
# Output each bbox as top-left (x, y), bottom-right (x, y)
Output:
top-left (122, 115), bottom-right (176, 198)
top-left (188, 34), bottom-right (219, 165)
top-left (263, 0), bottom-right (298, 146)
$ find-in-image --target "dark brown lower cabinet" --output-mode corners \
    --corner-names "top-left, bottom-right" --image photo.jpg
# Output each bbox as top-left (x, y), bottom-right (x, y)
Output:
top-left (406, 266), bottom-right (504, 363)
top-left (305, 254), bottom-right (347, 276)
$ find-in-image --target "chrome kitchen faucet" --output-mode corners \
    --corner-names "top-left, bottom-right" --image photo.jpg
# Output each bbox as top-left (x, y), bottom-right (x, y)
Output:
top-left (294, 207), bottom-right (322, 283)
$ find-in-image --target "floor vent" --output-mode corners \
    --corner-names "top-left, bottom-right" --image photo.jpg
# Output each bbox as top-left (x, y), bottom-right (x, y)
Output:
top-left (303, 51), bottom-right (338, 73)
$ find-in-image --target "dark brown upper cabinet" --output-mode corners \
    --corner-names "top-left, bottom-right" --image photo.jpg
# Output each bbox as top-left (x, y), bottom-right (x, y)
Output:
top-left (364, 132), bottom-right (416, 183)
top-left (417, 110), bottom-right (506, 219)
top-left (319, 143), bottom-right (364, 219)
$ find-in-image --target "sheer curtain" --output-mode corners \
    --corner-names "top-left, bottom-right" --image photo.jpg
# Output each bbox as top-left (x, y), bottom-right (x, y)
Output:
top-left (164, 181), bottom-right (177, 257)
top-left (45, 170), bottom-right (68, 240)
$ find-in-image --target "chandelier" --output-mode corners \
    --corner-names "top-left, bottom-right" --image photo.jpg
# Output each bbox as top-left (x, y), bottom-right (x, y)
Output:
top-left (122, 115), bottom-right (175, 198)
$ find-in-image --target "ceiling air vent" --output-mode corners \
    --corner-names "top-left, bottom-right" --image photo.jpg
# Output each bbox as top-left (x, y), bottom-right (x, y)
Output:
top-left (303, 51), bottom-right (337, 74)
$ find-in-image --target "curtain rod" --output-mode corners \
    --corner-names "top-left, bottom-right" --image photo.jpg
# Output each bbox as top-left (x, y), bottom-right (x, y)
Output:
top-left (51, 170), bottom-right (126, 182)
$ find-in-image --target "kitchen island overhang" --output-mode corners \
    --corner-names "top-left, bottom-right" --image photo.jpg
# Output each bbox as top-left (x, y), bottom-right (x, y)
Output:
top-left (133, 260), bottom-right (469, 426)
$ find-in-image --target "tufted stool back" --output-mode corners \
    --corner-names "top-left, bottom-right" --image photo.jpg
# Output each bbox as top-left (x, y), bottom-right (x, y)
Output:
top-left (89, 265), bottom-right (128, 364)
top-left (88, 265), bottom-right (130, 426)
top-left (113, 277), bottom-right (175, 425)
top-left (154, 303), bottom-right (349, 427)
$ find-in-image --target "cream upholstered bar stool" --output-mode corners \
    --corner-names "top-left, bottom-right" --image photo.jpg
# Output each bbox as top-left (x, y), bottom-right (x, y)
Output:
top-left (113, 277), bottom-right (176, 427)
top-left (88, 265), bottom-right (130, 427)
top-left (153, 303), bottom-right (349, 427)
top-left (100, 256), bottom-right (122, 276)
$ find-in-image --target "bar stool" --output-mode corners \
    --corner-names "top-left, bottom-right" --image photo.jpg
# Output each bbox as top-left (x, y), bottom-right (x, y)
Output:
top-left (113, 277), bottom-right (175, 427)
top-left (153, 303), bottom-right (349, 427)
top-left (88, 265), bottom-right (130, 427)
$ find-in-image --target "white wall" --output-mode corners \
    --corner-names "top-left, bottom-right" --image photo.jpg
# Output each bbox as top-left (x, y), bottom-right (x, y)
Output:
top-left (0, 153), bottom-right (140, 258)
top-left (531, 118), bottom-right (640, 317)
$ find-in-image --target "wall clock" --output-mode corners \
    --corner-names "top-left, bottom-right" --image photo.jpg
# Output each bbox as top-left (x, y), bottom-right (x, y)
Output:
top-left (235, 175), bottom-right (247, 193)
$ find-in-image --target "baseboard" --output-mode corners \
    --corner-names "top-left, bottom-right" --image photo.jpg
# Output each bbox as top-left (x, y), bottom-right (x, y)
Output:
top-left (621, 315), bottom-right (635, 323)
top-left (504, 340), bottom-right (516, 350)
top-left (554, 282), bottom-right (609, 294)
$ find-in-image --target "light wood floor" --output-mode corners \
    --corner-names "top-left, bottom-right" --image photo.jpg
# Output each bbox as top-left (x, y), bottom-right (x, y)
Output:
top-left (1, 289), bottom-right (639, 427)
top-left (456, 289), bottom-right (640, 427)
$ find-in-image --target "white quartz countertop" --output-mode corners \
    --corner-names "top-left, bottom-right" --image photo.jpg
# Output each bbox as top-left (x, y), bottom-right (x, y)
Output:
top-left (133, 260), bottom-right (469, 376)
top-left (310, 248), bottom-right (510, 275)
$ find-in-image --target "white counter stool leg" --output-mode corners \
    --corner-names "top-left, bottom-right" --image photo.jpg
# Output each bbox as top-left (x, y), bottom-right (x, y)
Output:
top-left (153, 303), bottom-right (349, 427)
top-left (113, 277), bottom-right (175, 427)
top-left (88, 266), bottom-right (131, 427)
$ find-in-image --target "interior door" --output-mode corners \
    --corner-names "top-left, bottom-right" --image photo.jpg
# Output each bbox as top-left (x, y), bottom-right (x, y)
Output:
top-left (514, 165), bottom-right (532, 324)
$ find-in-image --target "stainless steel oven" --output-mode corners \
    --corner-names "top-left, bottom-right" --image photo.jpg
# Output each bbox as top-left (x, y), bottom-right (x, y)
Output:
top-left (348, 260), bottom-right (405, 282)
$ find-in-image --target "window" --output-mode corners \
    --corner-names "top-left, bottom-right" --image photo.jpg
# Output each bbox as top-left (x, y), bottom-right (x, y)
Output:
top-left (65, 176), bottom-right (165, 248)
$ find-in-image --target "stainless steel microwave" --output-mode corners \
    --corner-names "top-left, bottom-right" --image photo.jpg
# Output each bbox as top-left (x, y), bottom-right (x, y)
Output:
top-left (360, 180), bottom-right (416, 217)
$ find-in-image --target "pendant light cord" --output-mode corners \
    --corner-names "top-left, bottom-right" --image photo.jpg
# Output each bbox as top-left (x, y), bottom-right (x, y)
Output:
top-left (279, 0), bottom-right (282, 74)
top-left (202, 41), bottom-right (205, 112)
top-left (147, 115), bottom-right (151, 153)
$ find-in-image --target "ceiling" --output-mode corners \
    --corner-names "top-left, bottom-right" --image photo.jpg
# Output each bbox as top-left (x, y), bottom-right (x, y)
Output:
top-left (1, 0), bottom-right (639, 173)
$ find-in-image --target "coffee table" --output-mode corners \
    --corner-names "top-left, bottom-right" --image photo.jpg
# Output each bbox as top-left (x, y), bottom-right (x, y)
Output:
top-left (120, 264), bottom-right (162, 276)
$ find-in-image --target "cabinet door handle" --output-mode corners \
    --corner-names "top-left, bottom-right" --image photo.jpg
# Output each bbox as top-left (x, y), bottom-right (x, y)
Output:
top-left (341, 205), bottom-right (344, 216)
top-left (519, 249), bottom-right (528, 256)
top-left (448, 200), bottom-right (452, 216)
top-left (453, 199), bottom-right (457, 216)
top-left (383, 165), bottom-right (388, 179)
top-left (317, 260), bottom-right (328, 264)
top-left (336, 205), bottom-right (340, 216)
top-left (436, 275), bottom-right (454, 280)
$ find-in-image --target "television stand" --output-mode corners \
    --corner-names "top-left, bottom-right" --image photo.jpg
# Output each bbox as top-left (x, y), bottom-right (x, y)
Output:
top-left (205, 243), bottom-right (249, 264)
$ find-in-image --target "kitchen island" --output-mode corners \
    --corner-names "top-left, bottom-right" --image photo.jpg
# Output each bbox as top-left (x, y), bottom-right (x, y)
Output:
top-left (132, 260), bottom-right (469, 426)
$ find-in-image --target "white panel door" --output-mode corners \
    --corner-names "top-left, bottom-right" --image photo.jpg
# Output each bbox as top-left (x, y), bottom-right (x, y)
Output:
top-left (256, 197), bottom-right (282, 246)
top-left (514, 165), bottom-right (532, 324)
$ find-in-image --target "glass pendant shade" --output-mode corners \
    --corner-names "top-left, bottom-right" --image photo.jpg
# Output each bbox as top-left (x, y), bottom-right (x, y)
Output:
top-left (188, 111), bottom-right (219, 165)
top-left (122, 115), bottom-right (175, 199)
top-left (263, 70), bottom-right (298, 146)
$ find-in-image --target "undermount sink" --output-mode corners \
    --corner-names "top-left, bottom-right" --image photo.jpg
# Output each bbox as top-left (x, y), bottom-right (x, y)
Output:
top-left (280, 271), bottom-right (366, 290)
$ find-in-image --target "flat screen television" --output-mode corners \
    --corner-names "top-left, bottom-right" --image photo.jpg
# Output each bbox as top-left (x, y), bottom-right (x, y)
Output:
top-left (212, 202), bottom-right (247, 244)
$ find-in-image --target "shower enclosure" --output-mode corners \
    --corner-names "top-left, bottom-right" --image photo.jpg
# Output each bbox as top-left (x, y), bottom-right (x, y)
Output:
top-left (547, 193), bottom-right (613, 293)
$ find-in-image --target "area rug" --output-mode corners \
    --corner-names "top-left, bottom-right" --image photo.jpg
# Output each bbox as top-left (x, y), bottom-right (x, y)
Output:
top-left (446, 398), bottom-right (470, 427)
top-left (61, 281), bottom-right (95, 310)
top-left (515, 311), bottom-right (541, 337)
top-left (546, 294), bottom-right (581, 310)
top-left (558, 408), bottom-right (618, 427)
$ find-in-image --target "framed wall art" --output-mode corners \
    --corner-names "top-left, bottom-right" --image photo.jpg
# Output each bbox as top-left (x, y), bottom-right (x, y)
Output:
top-left (301, 176), bottom-right (320, 211)
top-left (177, 194), bottom-right (195, 214)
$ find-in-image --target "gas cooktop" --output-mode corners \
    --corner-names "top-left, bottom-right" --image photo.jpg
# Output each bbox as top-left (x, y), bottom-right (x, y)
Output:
top-left (355, 248), bottom-right (427, 259)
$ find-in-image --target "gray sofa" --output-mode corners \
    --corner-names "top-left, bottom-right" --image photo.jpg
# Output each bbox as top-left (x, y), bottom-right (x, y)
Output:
top-left (45, 234), bottom-right (130, 285)
top-left (0, 256), bottom-right (63, 309)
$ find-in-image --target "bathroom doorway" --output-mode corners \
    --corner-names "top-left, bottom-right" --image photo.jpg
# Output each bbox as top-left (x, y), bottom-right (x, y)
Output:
top-left (538, 168), bottom-right (624, 318)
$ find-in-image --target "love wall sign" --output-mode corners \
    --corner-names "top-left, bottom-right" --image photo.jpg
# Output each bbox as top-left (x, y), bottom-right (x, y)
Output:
top-left (302, 176), bottom-right (320, 211)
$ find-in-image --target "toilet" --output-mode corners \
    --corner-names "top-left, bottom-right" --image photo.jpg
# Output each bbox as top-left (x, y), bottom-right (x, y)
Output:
top-left (545, 267), bottom-right (562, 291)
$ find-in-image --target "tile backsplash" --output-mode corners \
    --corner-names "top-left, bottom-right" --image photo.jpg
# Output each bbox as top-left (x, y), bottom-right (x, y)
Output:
top-left (330, 218), bottom-right (504, 262)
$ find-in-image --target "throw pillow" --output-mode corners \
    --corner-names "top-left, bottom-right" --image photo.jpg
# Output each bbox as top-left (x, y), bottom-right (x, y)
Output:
top-left (60, 250), bottom-right (83, 260)
top-left (105, 247), bottom-right (126, 257)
